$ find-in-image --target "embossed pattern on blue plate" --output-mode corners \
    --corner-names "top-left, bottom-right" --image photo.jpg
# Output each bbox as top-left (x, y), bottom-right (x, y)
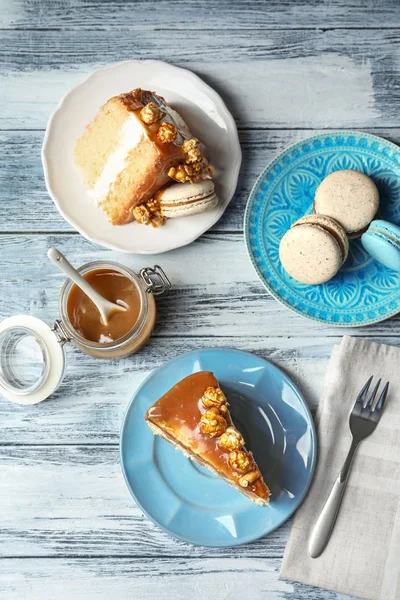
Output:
top-left (120, 348), bottom-right (316, 547)
top-left (244, 132), bottom-right (400, 326)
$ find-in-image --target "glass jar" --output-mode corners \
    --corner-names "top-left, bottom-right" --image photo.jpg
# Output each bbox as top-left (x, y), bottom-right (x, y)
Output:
top-left (0, 261), bottom-right (170, 405)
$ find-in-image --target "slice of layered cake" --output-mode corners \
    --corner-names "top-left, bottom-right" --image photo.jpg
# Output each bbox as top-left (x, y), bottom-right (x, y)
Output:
top-left (74, 88), bottom-right (213, 226)
top-left (145, 371), bottom-right (270, 505)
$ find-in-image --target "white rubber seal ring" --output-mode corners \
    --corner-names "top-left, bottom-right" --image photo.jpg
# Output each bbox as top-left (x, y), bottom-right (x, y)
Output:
top-left (0, 315), bottom-right (65, 405)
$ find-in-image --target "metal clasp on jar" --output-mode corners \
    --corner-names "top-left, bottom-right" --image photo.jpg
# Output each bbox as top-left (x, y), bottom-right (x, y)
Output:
top-left (139, 265), bottom-right (171, 296)
top-left (52, 319), bottom-right (71, 345)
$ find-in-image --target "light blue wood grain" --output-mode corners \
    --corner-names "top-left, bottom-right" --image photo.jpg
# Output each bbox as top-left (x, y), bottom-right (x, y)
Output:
top-left (2, 129), bottom-right (400, 233)
top-left (0, 1), bottom-right (398, 598)
top-left (0, 29), bottom-right (398, 129)
top-left (1, 0), bottom-right (399, 29)
top-left (0, 444), bottom-right (291, 558)
top-left (0, 233), bottom-right (398, 343)
top-left (0, 557), bottom-right (354, 600)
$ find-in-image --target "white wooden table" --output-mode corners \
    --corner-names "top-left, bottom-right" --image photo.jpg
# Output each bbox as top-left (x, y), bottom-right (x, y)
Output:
top-left (1, 1), bottom-right (399, 598)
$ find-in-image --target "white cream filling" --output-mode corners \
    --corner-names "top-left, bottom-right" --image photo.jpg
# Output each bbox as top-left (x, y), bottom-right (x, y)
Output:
top-left (168, 107), bottom-right (191, 137)
top-left (88, 115), bottom-right (145, 205)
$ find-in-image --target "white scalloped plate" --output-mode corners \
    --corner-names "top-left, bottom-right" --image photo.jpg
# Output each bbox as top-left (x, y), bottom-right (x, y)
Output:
top-left (42, 60), bottom-right (242, 254)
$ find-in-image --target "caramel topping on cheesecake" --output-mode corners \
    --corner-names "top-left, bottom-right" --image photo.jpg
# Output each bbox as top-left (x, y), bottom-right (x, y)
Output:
top-left (145, 371), bottom-right (270, 505)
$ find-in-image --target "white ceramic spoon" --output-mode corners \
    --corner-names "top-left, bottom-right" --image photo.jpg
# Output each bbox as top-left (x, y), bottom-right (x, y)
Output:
top-left (47, 248), bottom-right (126, 326)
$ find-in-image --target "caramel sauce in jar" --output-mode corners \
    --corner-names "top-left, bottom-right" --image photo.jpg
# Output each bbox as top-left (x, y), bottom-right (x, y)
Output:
top-left (59, 261), bottom-right (158, 359)
top-left (67, 269), bottom-right (141, 343)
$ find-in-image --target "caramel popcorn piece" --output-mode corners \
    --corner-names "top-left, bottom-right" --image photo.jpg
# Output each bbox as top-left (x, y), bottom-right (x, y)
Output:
top-left (190, 160), bottom-right (214, 181)
top-left (228, 450), bottom-right (251, 473)
top-left (132, 204), bottom-right (152, 225)
top-left (183, 138), bottom-right (202, 164)
top-left (146, 198), bottom-right (160, 214)
top-left (168, 161), bottom-right (213, 184)
top-left (157, 122), bottom-right (177, 143)
top-left (239, 470), bottom-right (260, 488)
top-left (149, 213), bottom-right (167, 228)
top-left (201, 387), bottom-right (228, 413)
top-left (181, 137), bottom-right (215, 181)
top-left (140, 102), bottom-right (165, 125)
top-left (168, 165), bottom-right (189, 183)
top-left (132, 202), bottom-right (166, 228)
top-left (200, 408), bottom-right (227, 437)
top-left (185, 162), bottom-right (201, 177)
top-left (218, 426), bottom-right (244, 451)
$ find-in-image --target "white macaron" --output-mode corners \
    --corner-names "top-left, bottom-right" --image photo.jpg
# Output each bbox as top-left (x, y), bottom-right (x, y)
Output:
top-left (279, 214), bottom-right (349, 285)
top-left (156, 180), bottom-right (218, 219)
top-left (314, 170), bottom-right (379, 237)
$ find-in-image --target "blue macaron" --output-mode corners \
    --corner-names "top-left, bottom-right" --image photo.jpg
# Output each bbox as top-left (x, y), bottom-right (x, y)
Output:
top-left (361, 220), bottom-right (400, 272)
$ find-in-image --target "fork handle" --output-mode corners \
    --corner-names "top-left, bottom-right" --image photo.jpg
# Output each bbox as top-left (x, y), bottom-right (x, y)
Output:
top-left (308, 439), bottom-right (359, 558)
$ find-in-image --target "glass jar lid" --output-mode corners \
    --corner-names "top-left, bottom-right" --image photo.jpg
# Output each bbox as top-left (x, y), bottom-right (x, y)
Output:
top-left (0, 315), bottom-right (66, 405)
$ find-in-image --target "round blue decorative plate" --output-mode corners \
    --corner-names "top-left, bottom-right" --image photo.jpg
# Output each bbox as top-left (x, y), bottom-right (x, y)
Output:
top-left (120, 348), bottom-right (316, 547)
top-left (244, 132), bottom-right (400, 326)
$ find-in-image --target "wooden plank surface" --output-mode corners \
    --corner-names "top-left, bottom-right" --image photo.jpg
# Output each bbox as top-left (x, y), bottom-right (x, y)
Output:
top-left (0, 232), bottom-right (398, 444)
top-left (0, 557), bottom-right (349, 600)
top-left (0, 335), bottom-right (331, 444)
top-left (1, 233), bottom-right (399, 342)
top-left (3, 128), bottom-right (400, 233)
top-left (1, 1), bottom-right (399, 598)
top-left (2, 28), bottom-right (400, 129)
top-left (0, 444), bottom-right (291, 558)
top-left (1, 0), bottom-right (399, 30)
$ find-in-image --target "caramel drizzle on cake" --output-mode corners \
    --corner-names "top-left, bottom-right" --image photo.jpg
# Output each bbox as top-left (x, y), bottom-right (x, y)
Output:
top-left (145, 372), bottom-right (271, 505)
top-left (74, 88), bottom-right (213, 226)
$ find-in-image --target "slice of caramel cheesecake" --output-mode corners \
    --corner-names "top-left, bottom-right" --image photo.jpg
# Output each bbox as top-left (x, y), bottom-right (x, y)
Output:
top-left (145, 371), bottom-right (270, 505)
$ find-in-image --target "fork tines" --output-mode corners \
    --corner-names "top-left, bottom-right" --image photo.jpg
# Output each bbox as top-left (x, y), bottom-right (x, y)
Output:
top-left (354, 376), bottom-right (389, 412)
top-left (375, 381), bottom-right (389, 411)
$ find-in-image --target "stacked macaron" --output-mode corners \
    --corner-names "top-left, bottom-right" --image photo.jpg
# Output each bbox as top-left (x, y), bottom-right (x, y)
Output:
top-left (279, 215), bottom-right (349, 285)
top-left (280, 169), bottom-right (380, 285)
top-left (314, 170), bottom-right (379, 238)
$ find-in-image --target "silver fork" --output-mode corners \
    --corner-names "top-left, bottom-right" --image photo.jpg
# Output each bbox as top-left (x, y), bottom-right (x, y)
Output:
top-left (308, 376), bottom-right (389, 559)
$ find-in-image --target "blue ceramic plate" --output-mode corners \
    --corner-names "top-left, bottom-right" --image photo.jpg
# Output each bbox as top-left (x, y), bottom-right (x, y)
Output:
top-left (245, 132), bottom-right (400, 326)
top-left (120, 348), bottom-right (316, 547)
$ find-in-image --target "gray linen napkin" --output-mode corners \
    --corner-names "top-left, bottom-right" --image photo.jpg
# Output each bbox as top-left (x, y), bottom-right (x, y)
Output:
top-left (280, 336), bottom-right (400, 600)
